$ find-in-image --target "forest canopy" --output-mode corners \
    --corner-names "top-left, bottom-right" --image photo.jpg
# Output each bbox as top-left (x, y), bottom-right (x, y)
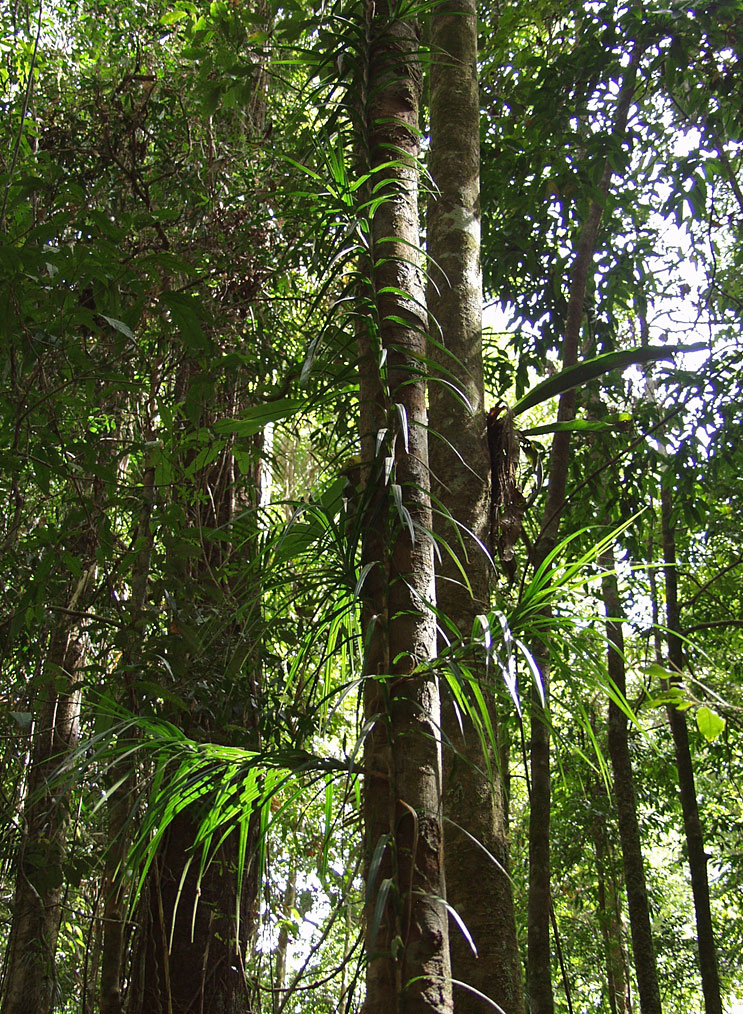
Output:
top-left (1, 1), bottom-right (742, 1013)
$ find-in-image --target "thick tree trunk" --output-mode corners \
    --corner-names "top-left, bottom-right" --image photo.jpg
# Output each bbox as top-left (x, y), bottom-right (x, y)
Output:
top-left (602, 551), bottom-right (661, 1014)
top-left (129, 812), bottom-right (254, 1014)
top-left (125, 372), bottom-right (263, 1013)
top-left (659, 485), bottom-right (722, 1014)
top-left (1, 566), bottom-right (95, 1014)
top-left (359, 4), bottom-right (450, 1012)
top-left (427, 2), bottom-right (523, 1010)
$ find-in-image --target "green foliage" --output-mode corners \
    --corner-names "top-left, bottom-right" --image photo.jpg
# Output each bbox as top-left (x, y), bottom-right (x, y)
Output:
top-left (1, 0), bottom-right (743, 1010)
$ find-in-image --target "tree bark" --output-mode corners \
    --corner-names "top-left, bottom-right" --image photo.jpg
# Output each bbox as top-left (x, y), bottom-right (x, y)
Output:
top-left (126, 368), bottom-right (264, 1013)
top-left (601, 549), bottom-right (660, 1014)
top-left (526, 649), bottom-right (553, 1014)
top-left (659, 484), bottom-right (722, 1014)
top-left (358, 3), bottom-right (451, 1011)
top-left (1, 565), bottom-right (95, 1014)
top-left (129, 812), bottom-right (253, 1014)
top-left (592, 800), bottom-right (633, 1014)
top-left (274, 859), bottom-right (298, 1008)
top-left (427, 2), bottom-right (523, 1010)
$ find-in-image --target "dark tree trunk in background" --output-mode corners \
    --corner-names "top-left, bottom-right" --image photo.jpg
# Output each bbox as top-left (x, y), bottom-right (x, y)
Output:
top-left (358, 2), bottom-right (450, 1011)
top-left (591, 788), bottom-right (633, 1014)
top-left (427, 1), bottom-right (523, 1010)
top-left (660, 484), bottom-right (722, 1014)
top-left (125, 366), bottom-right (264, 1013)
top-left (100, 460), bottom-right (156, 1014)
top-left (601, 548), bottom-right (660, 1014)
top-left (1, 566), bottom-right (95, 1014)
top-left (130, 813), bottom-right (254, 1014)
top-left (526, 48), bottom-right (641, 1014)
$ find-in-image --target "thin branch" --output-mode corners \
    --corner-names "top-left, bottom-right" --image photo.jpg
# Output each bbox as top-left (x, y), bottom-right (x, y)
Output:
top-left (680, 556), bottom-right (743, 612)
top-left (684, 619), bottom-right (743, 635)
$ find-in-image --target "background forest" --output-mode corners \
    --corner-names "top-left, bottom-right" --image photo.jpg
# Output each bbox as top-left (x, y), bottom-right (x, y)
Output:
top-left (1, 0), bottom-right (742, 1012)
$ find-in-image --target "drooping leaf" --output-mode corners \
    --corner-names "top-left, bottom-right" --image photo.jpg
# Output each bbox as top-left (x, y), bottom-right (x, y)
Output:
top-left (100, 314), bottom-right (135, 339)
top-left (696, 706), bottom-right (725, 742)
top-left (512, 346), bottom-right (704, 417)
top-left (213, 398), bottom-right (303, 437)
top-left (521, 413), bottom-right (632, 437)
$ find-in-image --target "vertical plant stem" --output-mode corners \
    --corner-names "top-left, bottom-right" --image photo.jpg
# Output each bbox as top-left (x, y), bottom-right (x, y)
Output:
top-left (427, 0), bottom-right (523, 1008)
top-left (359, 3), bottom-right (450, 1011)
top-left (659, 484), bottom-right (722, 1014)
top-left (602, 546), bottom-right (661, 1014)
top-left (527, 46), bottom-right (642, 1014)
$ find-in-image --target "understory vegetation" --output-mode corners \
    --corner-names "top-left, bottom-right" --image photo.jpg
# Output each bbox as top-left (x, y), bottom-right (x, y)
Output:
top-left (1, 1), bottom-right (742, 1012)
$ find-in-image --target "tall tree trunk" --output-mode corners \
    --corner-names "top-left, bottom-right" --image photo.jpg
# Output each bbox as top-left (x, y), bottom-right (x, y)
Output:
top-left (100, 459), bottom-right (156, 1014)
top-left (601, 549), bottom-right (660, 1014)
top-left (427, 2), bottom-right (523, 1010)
top-left (358, 3), bottom-right (450, 1011)
top-left (591, 791), bottom-right (632, 1014)
top-left (526, 47), bottom-right (641, 1014)
top-left (1, 565), bottom-right (95, 1014)
top-left (526, 647), bottom-right (553, 1014)
top-left (659, 484), bottom-right (722, 1014)
top-left (130, 812), bottom-right (254, 1014)
top-left (126, 370), bottom-right (264, 1013)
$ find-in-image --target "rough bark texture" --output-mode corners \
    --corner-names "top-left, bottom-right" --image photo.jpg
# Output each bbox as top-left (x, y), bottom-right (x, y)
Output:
top-left (359, 4), bottom-right (451, 1011)
top-left (129, 812), bottom-right (253, 1014)
top-left (124, 366), bottom-right (263, 1013)
top-left (526, 49), bottom-right (641, 1014)
top-left (660, 485), bottom-right (722, 1014)
top-left (427, 2), bottom-right (523, 1010)
top-left (1, 567), bottom-right (94, 1014)
top-left (602, 550), bottom-right (661, 1014)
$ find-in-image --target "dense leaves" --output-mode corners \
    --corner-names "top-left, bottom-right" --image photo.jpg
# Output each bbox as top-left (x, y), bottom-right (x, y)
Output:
top-left (1, 0), bottom-right (742, 1012)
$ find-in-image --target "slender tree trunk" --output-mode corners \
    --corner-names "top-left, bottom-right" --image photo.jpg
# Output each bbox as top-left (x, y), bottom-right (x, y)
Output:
top-left (1, 565), bottom-right (95, 1014)
top-left (526, 653), bottom-right (553, 1014)
top-left (659, 485), bottom-right (722, 1014)
top-left (592, 805), bottom-right (632, 1014)
top-left (526, 48), bottom-right (641, 1014)
top-left (601, 550), bottom-right (661, 1014)
top-left (100, 460), bottom-right (156, 1014)
top-left (358, 4), bottom-right (450, 1011)
top-left (427, 2), bottom-right (523, 1010)
top-left (274, 858), bottom-right (298, 1009)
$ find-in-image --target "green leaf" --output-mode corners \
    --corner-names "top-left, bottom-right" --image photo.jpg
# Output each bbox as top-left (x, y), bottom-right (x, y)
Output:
top-left (521, 414), bottom-right (631, 437)
top-left (512, 346), bottom-right (701, 417)
top-left (160, 10), bottom-right (189, 25)
top-left (696, 706), bottom-right (725, 742)
top-left (646, 662), bottom-right (678, 682)
top-left (101, 315), bottom-right (135, 339)
top-left (10, 711), bottom-right (32, 732)
top-left (213, 398), bottom-right (303, 437)
top-left (161, 292), bottom-right (207, 349)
